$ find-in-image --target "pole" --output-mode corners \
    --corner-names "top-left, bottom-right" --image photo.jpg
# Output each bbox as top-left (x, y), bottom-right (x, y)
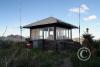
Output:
top-left (19, 1), bottom-right (22, 40)
top-left (79, 5), bottom-right (81, 44)
top-left (2, 26), bottom-right (7, 36)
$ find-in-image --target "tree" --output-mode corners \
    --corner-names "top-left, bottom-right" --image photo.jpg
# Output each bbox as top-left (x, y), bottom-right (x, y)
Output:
top-left (82, 28), bottom-right (94, 49)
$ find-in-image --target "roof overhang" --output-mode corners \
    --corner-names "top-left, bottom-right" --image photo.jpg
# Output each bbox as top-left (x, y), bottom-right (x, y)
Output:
top-left (23, 17), bottom-right (78, 29)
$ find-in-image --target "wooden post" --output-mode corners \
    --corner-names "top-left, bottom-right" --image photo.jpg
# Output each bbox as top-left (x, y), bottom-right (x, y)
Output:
top-left (42, 28), bottom-right (44, 39)
top-left (65, 29), bottom-right (67, 38)
top-left (54, 26), bottom-right (56, 41)
top-left (48, 28), bottom-right (50, 39)
top-left (30, 29), bottom-right (32, 40)
top-left (68, 29), bottom-right (69, 39)
top-left (70, 29), bottom-right (72, 39)
top-left (54, 26), bottom-right (57, 51)
top-left (42, 28), bottom-right (45, 49)
top-left (64, 29), bottom-right (66, 38)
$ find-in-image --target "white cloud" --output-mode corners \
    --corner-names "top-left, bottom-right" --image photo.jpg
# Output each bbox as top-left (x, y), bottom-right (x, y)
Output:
top-left (81, 4), bottom-right (89, 10)
top-left (69, 4), bottom-right (89, 13)
top-left (84, 15), bottom-right (97, 21)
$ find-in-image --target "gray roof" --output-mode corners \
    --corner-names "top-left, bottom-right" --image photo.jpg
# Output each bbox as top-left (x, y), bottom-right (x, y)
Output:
top-left (23, 17), bottom-right (78, 28)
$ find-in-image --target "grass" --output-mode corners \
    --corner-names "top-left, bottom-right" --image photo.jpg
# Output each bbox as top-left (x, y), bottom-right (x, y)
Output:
top-left (1, 39), bottom-right (100, 67)
top-left (71, 52), bottom-right (100, 67)
top-left (0, 40), bottom-right (70, 67)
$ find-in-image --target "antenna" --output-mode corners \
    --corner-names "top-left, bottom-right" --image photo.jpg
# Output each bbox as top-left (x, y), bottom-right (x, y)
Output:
top-left (2, 26), bottom-right (7, 36)
top-left (19, 0), bottom-right (22, 40)
top-left (79, 5), bottom-right (81, 44)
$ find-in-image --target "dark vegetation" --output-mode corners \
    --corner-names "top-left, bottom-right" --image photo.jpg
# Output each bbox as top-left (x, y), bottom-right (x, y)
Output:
top-left (71, 32), bottom-right (100, 67)
top-left (71, 52), bottom-right (100, 67)
top-left (0, 40), bottom-right (70, 67)
top-left (0, 31), bottom-right (100, 67)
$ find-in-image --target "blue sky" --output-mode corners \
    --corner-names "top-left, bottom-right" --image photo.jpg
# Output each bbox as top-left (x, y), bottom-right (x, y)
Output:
top-left (0, 0), bottom-right (100, 39)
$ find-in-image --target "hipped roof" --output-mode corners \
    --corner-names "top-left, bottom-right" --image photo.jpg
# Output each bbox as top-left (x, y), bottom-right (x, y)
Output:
top-left (23, 17), bottom-right (78, 29)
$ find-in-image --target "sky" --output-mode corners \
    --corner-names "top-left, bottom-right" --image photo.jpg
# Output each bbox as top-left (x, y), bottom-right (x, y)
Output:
top-left (0, 0), bottom-right (100, 39)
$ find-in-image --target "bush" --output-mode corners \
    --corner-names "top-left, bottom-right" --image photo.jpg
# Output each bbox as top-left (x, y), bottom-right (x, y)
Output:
top-left (71, 52), bottom-right (100, 67)
top-left (0, 40), bottom-right (72, 67)
top-left (0, 40), bottom-right (14, 48)
top-left (96, 49), bottom-right (100, 57)
top-left (93, 40), bottom-right (100, 49)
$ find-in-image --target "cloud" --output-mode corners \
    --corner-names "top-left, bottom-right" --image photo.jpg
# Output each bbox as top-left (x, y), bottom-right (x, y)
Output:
top-left (84, 15), bottom-right (97, 21)
top-left (69, 4), bottom-right (89, 13)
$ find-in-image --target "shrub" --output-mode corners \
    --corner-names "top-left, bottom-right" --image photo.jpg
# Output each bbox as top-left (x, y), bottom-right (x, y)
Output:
top-left (71, 52), bottom-right (100, 67)
top-left (96, 49), bottom-right (100, 57)
top-left (93, 40), bottom-right (100, 49)
top-left (0, 40), bottom-right (14, 48)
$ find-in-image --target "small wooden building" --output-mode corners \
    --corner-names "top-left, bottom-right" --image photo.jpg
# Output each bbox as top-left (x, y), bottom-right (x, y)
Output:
top-left (23, 17), bottom-right (78, 49)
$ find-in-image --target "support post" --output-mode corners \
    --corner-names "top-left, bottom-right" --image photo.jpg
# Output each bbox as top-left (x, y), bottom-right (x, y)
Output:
top-left (54, 26), bottom-right (56, 41)
top-left (70, 29), bottom-right (72, 39)
top-left (30, 29), bottom-right (32, 40)
top-left (48, 28), bottom-right (50, 39)
top-left (68, 29), bottom-right (69, 39)
top-left (54, 26), bottom-right (57, 51)
top-left (42, 28), bottom-right (44, 40)
top-left (42, 28), bottom-right (45, 49)
top-left (65, 29), bottom-right (67, 38)
top-left (64, 29), bottom-right (66, 38)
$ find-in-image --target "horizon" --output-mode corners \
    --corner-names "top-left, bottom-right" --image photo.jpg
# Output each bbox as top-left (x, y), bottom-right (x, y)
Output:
top-left (0, 0), bottom-right (100, 39)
